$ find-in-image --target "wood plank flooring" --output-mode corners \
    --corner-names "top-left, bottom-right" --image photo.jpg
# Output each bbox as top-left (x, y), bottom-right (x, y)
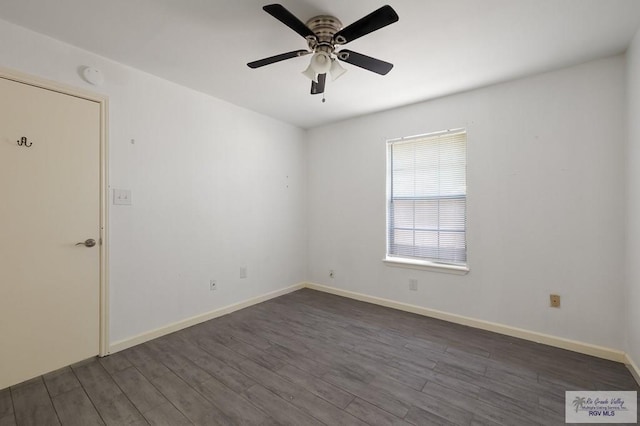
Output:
top-left (1, 289), bottom-right (638, 425)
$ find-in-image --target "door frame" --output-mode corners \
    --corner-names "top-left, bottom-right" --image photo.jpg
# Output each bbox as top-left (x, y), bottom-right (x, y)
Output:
top-left (0, 66), bottom-right (110, 357)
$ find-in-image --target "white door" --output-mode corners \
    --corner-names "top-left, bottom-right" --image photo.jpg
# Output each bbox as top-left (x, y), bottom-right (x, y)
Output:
top-left (0, 76), bottom-right (102, 389)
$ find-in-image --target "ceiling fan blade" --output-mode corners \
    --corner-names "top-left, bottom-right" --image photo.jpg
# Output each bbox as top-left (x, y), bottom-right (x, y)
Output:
top-left (333, 5), bottom-right (399, 44)
top-left (263, 4), bottom-right (317, 40)
top-left (311, 73), bottom-right (326, 95)
top-left (247, 50), bottom-right (310, 68)
top-left (337, 50), bottom-right (393, 75)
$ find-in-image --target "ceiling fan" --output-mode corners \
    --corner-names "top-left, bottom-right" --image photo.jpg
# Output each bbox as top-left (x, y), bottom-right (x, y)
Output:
top-left (247, 4), bottom-right (399, 96)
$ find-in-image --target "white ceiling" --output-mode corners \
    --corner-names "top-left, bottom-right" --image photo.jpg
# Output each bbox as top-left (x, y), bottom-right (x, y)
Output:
top-left (1, 0), bottom-right (639, 129)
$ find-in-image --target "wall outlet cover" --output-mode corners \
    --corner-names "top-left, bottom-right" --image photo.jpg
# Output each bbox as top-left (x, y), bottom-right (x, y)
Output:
top-left (409, 279), bottom-right (418, 291)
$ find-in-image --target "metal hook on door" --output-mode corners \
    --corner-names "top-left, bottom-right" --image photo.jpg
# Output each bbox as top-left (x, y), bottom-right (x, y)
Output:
top-left (17, 137), bottom-right (32, 147)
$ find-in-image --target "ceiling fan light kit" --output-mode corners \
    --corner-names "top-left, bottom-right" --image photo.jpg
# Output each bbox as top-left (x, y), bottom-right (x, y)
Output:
top-left (308, 51), bottom-right (332, 75)
top-left (247, 4), bottom-right (399, 96)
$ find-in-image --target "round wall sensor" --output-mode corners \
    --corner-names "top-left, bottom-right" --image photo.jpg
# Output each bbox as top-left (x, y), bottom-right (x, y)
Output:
top-left (82, 67), bottom-right (104, 86)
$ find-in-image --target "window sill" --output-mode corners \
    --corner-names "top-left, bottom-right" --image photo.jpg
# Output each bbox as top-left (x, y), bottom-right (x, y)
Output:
top-left (383, 257), bottom-right (469, 275)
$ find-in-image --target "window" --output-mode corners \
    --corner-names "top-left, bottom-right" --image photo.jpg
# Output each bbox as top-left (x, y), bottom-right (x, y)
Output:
top-left (386, 129), bottom-right (467, 269)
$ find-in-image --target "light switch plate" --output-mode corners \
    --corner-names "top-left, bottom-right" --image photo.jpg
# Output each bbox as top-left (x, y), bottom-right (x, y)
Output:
top-left (113, 189), bottom-right (132, 205)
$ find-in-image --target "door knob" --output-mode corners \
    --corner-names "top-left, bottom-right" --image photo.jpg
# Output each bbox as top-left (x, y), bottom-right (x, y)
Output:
top-left (75, 238), bottom-right (97, 248)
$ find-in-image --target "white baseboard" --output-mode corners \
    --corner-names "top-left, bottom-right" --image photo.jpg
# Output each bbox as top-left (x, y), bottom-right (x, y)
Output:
top-left (304, 282), bottom-right (627, 363)
top-left (108, 283), bottom-right (304, 354)
top-left (107, 280), bottom-right (637, 375)
top-left (626, 354), bottom-right (640, 386)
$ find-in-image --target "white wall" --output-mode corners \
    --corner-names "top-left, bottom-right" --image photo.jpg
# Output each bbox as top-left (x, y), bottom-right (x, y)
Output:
top-left (307, 56), bottom-right (627, 350)
top-left (1, 16), bottom-right (633, 357)
top-left (626, 29), bottom-right (640, 369)
top-left (0, 19), bottom-right (308, 344)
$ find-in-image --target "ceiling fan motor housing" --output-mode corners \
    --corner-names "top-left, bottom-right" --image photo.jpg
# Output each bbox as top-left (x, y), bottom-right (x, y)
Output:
top-left (305, 15), bottom-right (343, 53)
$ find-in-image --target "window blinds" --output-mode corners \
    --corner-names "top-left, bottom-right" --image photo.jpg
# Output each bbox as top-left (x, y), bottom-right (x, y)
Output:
top-left (387, 130), bottom-right (467, 265)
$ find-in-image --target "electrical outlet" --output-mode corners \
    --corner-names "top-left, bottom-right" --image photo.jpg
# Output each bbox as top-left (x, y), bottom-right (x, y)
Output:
top-left (329, 270), bottom-right (334, 279)
top-left (240, 267), bottom-right (247, 279)
top-left (409, 279), bottom-right (418, 291)
top-left (210, 280), bottom-right (217, 291)
top-left (550, 294), bottom-right (560, 308)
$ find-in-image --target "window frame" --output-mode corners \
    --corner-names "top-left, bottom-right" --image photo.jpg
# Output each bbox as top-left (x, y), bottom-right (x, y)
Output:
top-left (384, 129), bottom-right (469, 275)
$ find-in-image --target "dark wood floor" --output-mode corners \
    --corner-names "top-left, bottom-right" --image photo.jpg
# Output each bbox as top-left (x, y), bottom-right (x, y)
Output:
top-left (1, 289), bottom-right (638, 426)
